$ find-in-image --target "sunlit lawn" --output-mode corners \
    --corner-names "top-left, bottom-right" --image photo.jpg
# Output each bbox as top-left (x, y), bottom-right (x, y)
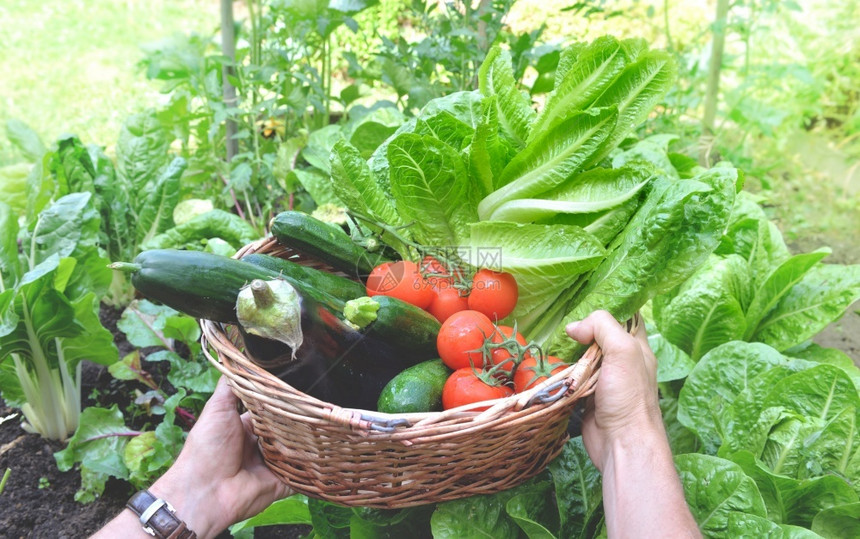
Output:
top-left (0, 0), bottom-right (220, 165)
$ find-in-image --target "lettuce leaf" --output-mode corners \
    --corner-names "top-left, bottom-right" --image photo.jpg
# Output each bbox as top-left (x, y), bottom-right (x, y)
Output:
top-left (479, 45), bottom-right (536, 147)
top-left (388, 133), bottom-right (477, 246)
top-left (478, 106), bottom-right (618, 220)
top-left (547, 166), bottom-right (737, 359)
top-left (468, 221), bottom-right (605, 320)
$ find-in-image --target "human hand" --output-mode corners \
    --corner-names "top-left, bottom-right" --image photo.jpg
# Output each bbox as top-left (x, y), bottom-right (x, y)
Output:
top-left (149, 376), bottom-right (292, 538)
top-left (566, 310), bottom-right (662, 472)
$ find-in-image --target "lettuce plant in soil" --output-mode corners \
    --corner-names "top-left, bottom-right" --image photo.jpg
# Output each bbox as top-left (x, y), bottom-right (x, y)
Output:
top-left (0, 194), bottom-right (115, 440)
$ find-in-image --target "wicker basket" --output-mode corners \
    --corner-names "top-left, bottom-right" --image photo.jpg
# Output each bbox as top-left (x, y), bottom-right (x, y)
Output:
top-left (200, 236), bottom-right (638, 508)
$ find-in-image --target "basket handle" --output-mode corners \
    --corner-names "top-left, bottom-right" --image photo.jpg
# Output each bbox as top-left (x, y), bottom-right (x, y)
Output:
top-left (520, 312), bottom-right (641, 409)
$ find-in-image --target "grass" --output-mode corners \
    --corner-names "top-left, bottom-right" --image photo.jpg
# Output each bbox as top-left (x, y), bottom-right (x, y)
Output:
top-left (0, 0), bottom-right (220, 165)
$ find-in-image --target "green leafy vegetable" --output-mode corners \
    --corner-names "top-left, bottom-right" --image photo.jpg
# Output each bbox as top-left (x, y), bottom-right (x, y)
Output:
top-left (468, 221), bottom-right (605, 320)
top-left (478, 106), bottom-right (617, 220)
top-left (140, 209), bottom-right (258, 252)
top-left (811, 503), bottom-right (860, 539)
top-left (479, 45), bottom-right (536, 147)
top-left (547, 166), bottom-right (737, 358)
top-left (388, 133), bottom-right (477, 246)
top-left (0, 194), bottom-right (115, 441)
top-left (675, 453), bottom-right (768, 536)
top-left (549, 436), bottom-right (603, 539)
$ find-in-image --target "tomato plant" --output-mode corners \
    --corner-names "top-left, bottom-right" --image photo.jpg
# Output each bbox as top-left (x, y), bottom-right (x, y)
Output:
top-left (365, 260), bottom-right (434, 309)
top-left (489, 325), bottom-right (529, 371)
top-left (513, 355), bottom-right (568, 393)
top-left (467, 269), bottom-right (518, 321)
top-left (442, 368), bottom-right (514, 410)
top-left (436, 310), bottom-right (495, 370)
top-left (419, 255), bottom-right (458, 289)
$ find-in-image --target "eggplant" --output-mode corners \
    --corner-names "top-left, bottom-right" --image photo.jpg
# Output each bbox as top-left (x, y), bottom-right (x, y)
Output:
top-left (236, 279), bottom-right (432, 409)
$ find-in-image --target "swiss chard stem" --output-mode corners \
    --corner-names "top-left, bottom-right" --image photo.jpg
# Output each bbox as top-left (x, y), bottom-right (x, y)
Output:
top-left (0, 468), bottom-right (10, 495)
top-left (175, 407), bottom-right (197, 429)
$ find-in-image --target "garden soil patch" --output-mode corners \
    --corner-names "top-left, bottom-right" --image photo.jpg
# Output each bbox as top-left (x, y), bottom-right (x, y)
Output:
top-left (0, 305), bottom-right (309, 538)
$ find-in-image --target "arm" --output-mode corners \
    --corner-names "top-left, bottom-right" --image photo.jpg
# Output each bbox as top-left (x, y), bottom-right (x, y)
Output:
top-left (566, 311), bottom-right (700, 539)
top-left (91, 376), bottom-right (292, 539)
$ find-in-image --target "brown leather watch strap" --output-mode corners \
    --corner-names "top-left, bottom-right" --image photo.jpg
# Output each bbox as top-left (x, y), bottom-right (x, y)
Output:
top-left (126, 490), bottom-right (197, 539)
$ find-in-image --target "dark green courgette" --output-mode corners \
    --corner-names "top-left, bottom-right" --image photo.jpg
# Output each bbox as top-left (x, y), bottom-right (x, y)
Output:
top-left (377, 359), bottom-right (451, 414)
top-left (270, 211), bottom-right (390, 278)
top-left (241, 253), bottom-right (365, 302)
top-left (343, 295), bottom-right (441, 357)
top-left (110, 249), bottom-right (344, 323)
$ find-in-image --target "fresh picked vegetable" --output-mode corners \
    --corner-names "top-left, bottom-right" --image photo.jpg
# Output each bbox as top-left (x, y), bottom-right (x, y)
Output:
top-left (236, 279), bottom-right (303, 356)
top-left (321, 35), bottom-right (736, 364)
top-left (441, 368), bottom-right (514, 411)
top-left (436, 310), bottom-right (496, 370)
top-left (377, 359), bottom-right (451, 414)
top-left (365, 260), bottom-right (434, 309)
top-left (270, 210), bottom-right (390, 278)
top-left (109, 249), bottom-right (345, 323)
top-left (343, 295), bottom-right (441, 357)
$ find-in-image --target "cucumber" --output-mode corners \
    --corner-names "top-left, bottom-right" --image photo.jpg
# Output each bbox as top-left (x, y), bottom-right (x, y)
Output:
top-left (111, 249), bottom-right (344, 323)
top-left (377, 359), bottom-right (451, 414)
top-left (241, 253), bottom-right (366, 302)
top-left (344, 295), bottom-right (441, 357)
top-left (270, 210), bottom-right (390, 278)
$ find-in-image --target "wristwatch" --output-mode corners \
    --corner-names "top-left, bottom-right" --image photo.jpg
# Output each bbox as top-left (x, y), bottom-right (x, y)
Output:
top-left (126, 490), bottom-right (198, 539)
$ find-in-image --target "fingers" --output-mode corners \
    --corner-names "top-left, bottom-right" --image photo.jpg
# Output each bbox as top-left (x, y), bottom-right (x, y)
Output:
top-left (566, 311), bottom-right (639, 358)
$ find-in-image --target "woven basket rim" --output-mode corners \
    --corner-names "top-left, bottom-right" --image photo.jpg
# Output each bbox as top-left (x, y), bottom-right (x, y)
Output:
top-left (198, 234), bottom-right (641, 434)
top-left (194, 235), bottom-right (641, 506)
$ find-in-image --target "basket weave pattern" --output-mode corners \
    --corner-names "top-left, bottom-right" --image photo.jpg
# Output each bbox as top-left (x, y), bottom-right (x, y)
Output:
top-left (200, 236), bottom-right (634, 508)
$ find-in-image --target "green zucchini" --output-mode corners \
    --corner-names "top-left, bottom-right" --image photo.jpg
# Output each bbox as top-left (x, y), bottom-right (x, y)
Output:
top-left (241, 253), bottom-right (365, 302)
top-left (270, 210), bottom-right (390, 278)
top-left (111, 249), bottom-right (344, 323)
top-left (377, 359), bottom-right (451, 414)
top-left (343, 295), bottom-right (441, 357)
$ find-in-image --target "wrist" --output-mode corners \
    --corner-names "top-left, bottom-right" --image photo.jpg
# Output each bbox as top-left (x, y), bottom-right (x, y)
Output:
top-left (149, 467), bottom-right (226, 539)
top-left (600, 406), bottom-right (668, 470)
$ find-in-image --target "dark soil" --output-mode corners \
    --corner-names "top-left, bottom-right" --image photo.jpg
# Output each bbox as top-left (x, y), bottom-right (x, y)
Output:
top-left (0, 305), bottom-right (309, 539)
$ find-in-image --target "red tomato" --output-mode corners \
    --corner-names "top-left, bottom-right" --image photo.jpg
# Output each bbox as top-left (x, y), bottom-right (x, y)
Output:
top-left (427, 286), bottom-right (469, 323)
top-left (513, 355), bottom-right (568, 393)
top-left (468, 269), bottom-right (518, 321)
top-left (442, 368), bottom-right (515, 410)
top-left (489, 325), bottom-right (529, 371)
top-left (436, 310), bottom-right (495, 370)
top-left (420, 256), bottom-right (462, 290)
top-left (365, 261), bottom-right (434, 309)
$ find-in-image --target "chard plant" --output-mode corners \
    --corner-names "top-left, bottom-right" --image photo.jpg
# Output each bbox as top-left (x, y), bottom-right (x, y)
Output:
top-left (0, 194), bottom-right (116, 441)
top-left (30, 111), bottom-right (260, 307)
top-left (55, 298), bottom-right (219, 503)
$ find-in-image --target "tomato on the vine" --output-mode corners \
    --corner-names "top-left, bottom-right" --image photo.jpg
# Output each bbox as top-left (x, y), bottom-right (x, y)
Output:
top-left (436, 310), bottom-right (495, 370)
top-left (489, 325), bottom-right (529, 371)
top-left (513, 355), bottom-right (568, 393)
top-left (427, 286), bottom-right (469, 323)
top-left (442, 368), bottom-right (514, 410)
top-left (419, 256), bottom-right (458, 289)
top-left (365, 260), bottom-right (434, 309)
top-left (467, 269), bottom-right (518, 321)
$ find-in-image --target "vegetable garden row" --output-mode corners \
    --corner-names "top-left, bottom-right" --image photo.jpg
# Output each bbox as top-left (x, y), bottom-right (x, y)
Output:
top-left (1, 1), bottom-right (859, 537)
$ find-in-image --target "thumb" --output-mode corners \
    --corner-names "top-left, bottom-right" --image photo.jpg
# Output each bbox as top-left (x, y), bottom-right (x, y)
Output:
top-left (565, 310), bottom-right (640, 361)
top-left (202, 375), bottom-right (238, 415)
